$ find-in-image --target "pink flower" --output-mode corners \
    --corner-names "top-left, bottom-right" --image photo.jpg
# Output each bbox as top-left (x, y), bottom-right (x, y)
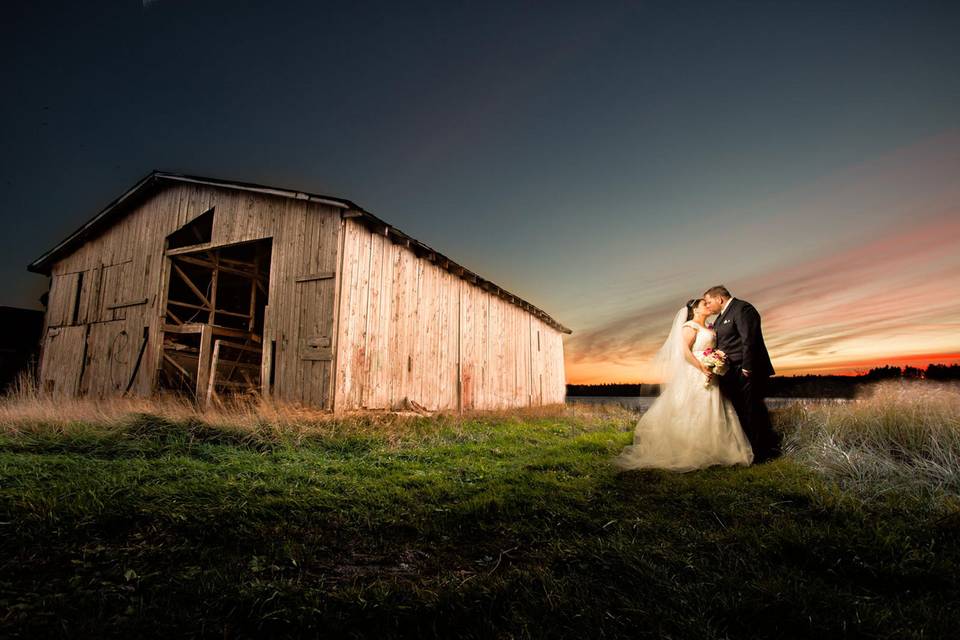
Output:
top-left (703, 347), bottom-right (714, 356)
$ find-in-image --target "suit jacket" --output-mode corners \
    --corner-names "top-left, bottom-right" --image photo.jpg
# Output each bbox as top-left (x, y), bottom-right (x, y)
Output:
top-left (713, 298), bottom-right (775, 377)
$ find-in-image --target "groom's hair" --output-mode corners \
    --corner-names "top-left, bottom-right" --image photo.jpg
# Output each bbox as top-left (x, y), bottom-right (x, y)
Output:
top-left (704, 285), bottom-right (731, 298)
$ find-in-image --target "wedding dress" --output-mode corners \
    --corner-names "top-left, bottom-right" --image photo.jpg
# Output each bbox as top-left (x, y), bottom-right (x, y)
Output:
top-left (612, 308), bottom-right (753, 472)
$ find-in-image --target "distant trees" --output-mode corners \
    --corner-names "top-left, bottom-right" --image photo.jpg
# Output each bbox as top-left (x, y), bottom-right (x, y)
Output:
top-left (863, 364), bottom-right (960, 380)
top-left (862, 365), bottom-right (902, 381)
top-left (926, 363), bottom-right (960, 380)
top-left (567, 363), bottom-right (960, 397)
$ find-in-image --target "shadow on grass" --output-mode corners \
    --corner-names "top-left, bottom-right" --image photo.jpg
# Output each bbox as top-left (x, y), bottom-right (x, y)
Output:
top-left (1, 408), bottom-right (959, 638)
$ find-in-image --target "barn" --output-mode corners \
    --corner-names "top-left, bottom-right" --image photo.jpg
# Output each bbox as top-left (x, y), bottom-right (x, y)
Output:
top-left (26, 171), bottom-right (571, 412)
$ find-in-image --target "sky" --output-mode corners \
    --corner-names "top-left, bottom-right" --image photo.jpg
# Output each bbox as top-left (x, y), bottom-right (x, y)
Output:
top-left (1, 0), bottom-right (958, 383)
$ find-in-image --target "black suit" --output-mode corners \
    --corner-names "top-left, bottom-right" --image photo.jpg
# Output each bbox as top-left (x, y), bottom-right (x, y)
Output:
top-left (714, 298), bottom-right (779, 461)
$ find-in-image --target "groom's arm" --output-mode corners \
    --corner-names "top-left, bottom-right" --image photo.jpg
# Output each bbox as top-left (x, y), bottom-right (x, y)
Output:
top-left (737, 304), bottom-right (763, 376)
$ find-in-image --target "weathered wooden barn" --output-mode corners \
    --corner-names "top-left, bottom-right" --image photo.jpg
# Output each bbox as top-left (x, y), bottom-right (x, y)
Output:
top-left (27, 172), bottom-right (571, 411)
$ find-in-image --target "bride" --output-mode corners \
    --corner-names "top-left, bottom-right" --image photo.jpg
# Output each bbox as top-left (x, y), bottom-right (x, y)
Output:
top-left (612, 298), bottom-right (753, 472)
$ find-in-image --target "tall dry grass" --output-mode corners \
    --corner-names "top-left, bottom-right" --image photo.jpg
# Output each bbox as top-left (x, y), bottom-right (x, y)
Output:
top-left (780, 380), bottom-right (960, 499)
top-left (0, 366), bottom-right (633, 447)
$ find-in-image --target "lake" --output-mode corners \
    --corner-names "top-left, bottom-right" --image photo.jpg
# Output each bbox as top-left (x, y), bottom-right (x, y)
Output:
top-left (566, 395), bottom-right (848, 413)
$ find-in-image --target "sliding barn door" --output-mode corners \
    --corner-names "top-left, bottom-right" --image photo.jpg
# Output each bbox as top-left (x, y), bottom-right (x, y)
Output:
top-left (262, 206), bottom-right (341, 409)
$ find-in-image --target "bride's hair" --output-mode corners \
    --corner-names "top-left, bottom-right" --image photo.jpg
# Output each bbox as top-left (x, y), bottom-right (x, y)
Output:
top-left (685, 298), bottom-right (702, 321)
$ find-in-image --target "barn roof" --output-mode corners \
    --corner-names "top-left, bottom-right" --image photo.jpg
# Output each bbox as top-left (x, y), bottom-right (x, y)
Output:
top-left (26, 171), bottom-right (572, 334)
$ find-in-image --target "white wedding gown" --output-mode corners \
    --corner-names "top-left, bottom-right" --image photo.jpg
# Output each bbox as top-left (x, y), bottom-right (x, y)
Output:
top-left (613, 320), bottom-right (754, 472)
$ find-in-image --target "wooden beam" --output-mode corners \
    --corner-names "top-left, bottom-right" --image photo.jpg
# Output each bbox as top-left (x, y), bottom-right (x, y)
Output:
top-left (248, 251), bottom-right (259, 332)
top-left (205, 338), bottom-right (222, 408)
top-left (260, 304), bottom-right (273, 398)
top-left (294, 271), bottom-right (335, 283)
top-left (176, 255), bottom-right (263, 280)
top-left (162, 323), bottom-right (253, 340)
top-left (166, 299), bottom-right (207, 312)
top-left (211, 379), bottom-right (256, 389)
top-left (212, 360), bottom-right (261, 371)
top-left (163, 342), bottom-right (198, 353)
top-left (196, 324), bottom-right (212, 403)
top-left (163, 322), bottom-right (203, 333)
top-left (223, 339), bottom-right (257, 382)
top-left (106, 297), bottom-right (149, 310)
top-left (172, 262), bottom-right (211, 308)
top-left (219, 255), bottom-right (259, 268)
top-left (208, 254), bottom-right (219, 325)
top-left (161, 351), bottom-right (193, 383)
top-left (212, 308), bottom-right (254, 320)
top-left (214, 340), bottom-right (263, 355)
top-left (166, 242), bottom-right (214, 256)
top-left (166, 299), bottom-right (252, 319)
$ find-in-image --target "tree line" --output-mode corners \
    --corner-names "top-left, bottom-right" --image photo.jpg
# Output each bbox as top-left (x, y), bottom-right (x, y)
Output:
top-left (567, 364), bottom-right (960, 398)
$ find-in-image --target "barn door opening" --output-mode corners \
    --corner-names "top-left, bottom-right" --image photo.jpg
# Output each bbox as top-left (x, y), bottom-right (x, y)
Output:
top-left (157, 237), bottom-right (272, 405)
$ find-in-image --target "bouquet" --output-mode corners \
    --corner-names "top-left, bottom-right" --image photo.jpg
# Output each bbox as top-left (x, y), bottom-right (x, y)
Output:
top-left (698, 348), bottom-right (728, 388)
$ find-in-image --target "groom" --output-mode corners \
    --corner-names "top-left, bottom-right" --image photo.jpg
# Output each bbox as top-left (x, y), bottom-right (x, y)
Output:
top-left (702, 285), bottom-right (781, 463)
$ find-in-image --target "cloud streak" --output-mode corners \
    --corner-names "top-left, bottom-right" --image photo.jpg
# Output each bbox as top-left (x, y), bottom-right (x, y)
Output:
top-left (564, 132), bottom-right (960, 383)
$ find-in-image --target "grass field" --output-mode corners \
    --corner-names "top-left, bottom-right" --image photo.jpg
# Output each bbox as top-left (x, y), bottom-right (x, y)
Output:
top-left (1, 381), bottom-right (958, 638)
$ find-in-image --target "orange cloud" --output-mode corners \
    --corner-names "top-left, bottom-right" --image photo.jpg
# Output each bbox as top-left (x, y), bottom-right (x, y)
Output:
top-left (564, 207), bottom-right (960, 383)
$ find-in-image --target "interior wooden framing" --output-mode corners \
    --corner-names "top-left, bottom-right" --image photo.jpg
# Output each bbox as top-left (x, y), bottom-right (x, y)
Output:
top-left (156, 236), bottom-right (272, 406)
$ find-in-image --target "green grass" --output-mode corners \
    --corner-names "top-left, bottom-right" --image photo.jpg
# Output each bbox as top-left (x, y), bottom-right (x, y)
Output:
top-left (1, 403), bottom-right (958, 639)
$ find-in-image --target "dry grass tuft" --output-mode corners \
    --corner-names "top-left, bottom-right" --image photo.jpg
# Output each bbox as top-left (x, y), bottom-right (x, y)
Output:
top-left (780, 379), bottom-right (960, 499)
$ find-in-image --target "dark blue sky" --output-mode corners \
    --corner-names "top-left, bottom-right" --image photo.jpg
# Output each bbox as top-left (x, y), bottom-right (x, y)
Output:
top-left (3, 1), bottom-right (959, 379)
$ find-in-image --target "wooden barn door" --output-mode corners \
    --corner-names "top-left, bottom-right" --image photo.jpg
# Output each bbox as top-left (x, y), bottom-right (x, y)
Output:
top-left (38, 325), bottom-right (87, 397)
top-left (294, 271), bottom-right (336, 407)
top-left (79, 321), bottom-right (147, 398)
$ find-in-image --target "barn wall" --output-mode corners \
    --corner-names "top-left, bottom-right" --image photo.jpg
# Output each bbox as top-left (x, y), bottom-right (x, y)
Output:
top-left (39, 183), bottom-right (342, 404)
top-left (37, 181), bottom-right (566, 409)
top-left (333, 219), bottom-right (566, 411)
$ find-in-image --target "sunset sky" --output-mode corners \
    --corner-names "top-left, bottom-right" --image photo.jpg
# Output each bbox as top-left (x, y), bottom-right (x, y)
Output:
top-left (2, 1), bottom-right (958, 383)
